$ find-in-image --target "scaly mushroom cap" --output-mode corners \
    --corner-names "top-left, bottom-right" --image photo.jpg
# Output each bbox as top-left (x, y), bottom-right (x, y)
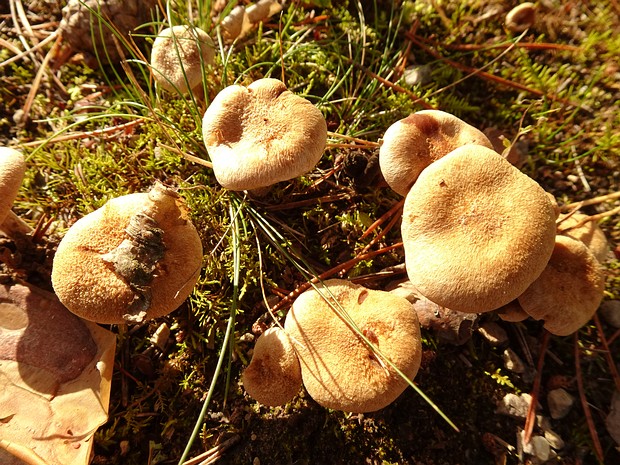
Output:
top-left (402, 144), bottom-right (557, 313)
top-left (0, 147), bottom-right (26, 225)
top-left (557, 212), bottom-right (610, 263)
top-left (51, 183), bottom-right (203, 324)
top-left (518, 235), bottom-right (606, 336)
top-left (379, 110), bottom-right (494, 196)
top-left (284, 279), bottom-right (422, 413)
top-left (150, 25), bottom-right (215, 94)
top-left (242, 327), bottom-right (302, 407)
top-left (202, 78), bottom-right (327, 191)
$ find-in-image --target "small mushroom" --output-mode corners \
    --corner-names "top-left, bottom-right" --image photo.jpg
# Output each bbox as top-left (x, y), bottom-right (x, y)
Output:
top-left (242, 326), bottom-right (302, 406)
top-left (505, 2), bottom-right (536, 33)
top-left (220, 5), bottom-right (251, 42)
top-left (150, 25), bottom-right (215, 95)
top-left (284, 279), bottom-right (422, 413)
top-left (401, 144), bottom-right (557, 313)
top-left (0, 147), bottom-right (31, 237)
top-left (379, 110), bottom-right (494, 196)
top-left (557, 212), bottom-right (610, 263)
top-left (246, 0), bottom-right (283, 24)
top-left (202, 78), bottom-right (327, 191)
top-left (51, 183), bottom-right (203, 324)
top-left (518, 235), bottom-right (606, 336)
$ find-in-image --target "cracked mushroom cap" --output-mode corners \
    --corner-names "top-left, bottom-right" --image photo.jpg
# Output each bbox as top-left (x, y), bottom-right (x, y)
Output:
top-left (51, 183), bottom-right (203, 324)
top-left (242, 327), bottom-right (302, 407)
top-left (557, 212), bottom-right (610, 263)
top-left (379, 110), bottom-right (494, 196)
top-left (402, 144), bottom-right (557, 313)
top-left (517, 235), bottom-right (606, 336)
top-left (284, 279), bottom-right (422, 413)
top-left (202, 78), bottom-right (327, 191)
top-left (0, 147), bottom-right (26, 226)
top-left (150, 25), bottom-right (215, 94)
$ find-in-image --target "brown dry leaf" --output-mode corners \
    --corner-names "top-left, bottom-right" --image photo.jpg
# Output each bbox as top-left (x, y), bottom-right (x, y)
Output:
top-left (0, 282), bottom-right (116, 465)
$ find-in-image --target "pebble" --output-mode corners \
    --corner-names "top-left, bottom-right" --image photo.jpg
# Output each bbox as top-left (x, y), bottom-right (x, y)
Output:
top-left (503, 348), bottom-right (526, 373)
top-left (518, 430), bottom-right (551, 463)
top-left (478, 321), bottom-right (509, 346)
top-left (600, 300), bottom-right (620, 328)
top-left (606, 390), bottom-right (620, 448)
top-left (496, 393), bottom-right (533, 419)
top-left (547, 388), bottom-right (575, 419)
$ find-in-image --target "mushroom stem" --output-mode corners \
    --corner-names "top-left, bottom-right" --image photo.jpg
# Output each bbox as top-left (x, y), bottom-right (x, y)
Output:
top-left (0, 210), bottom-right (33, 237)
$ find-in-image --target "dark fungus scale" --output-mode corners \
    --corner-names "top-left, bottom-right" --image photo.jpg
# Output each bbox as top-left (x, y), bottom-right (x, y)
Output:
top-left (101, 212), bottom-right (166, 323)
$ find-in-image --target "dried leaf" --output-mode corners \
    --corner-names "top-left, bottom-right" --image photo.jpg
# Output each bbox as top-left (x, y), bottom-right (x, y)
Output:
top-left (0, 283), bottom-right (116, 465)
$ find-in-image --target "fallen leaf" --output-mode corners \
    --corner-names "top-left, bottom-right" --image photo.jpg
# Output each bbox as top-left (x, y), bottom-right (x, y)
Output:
top-left (0, 282), bottom-right (116, 465)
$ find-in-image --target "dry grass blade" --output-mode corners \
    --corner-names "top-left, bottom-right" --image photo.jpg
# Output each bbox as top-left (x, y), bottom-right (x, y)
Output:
top-left (593, 313), bottom-right (620, 391)
top-left (523, 330), bottom-right (549, 444)
top-left (574, 333), bottom-right (605, 462)
top-left (180, 435), bottom-right (240, 465)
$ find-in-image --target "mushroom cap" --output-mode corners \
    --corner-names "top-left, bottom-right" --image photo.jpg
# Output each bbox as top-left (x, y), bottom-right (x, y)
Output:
top-left (202, 78), bottom-right (327, 191)
top-left (379, 110), bottom-right (494, 196)
top-left (495, 300), bottom-right (530, 323)
top-left (284, 279), bottom-right (422, 413)
top-left (557, 212), bottom-right (610, 263)
top-left (517, 235), bottom-right (606, 336)
top-left (242, 326), bottom-right (302, 407)
top-left (220, 5), bottom-right (250, 42)
top-left (51, 183), bottom-right (203, 324)
top-left (0, 147), bottom-right (26, 225)
top-left (150, 25), bottom-right (215, 94)
top-left (402, 144), bottom-right (557, 313)
top-left (505, 2), bottom-right (536, 33)
top-left (246, 0), bottom-right (283, 24)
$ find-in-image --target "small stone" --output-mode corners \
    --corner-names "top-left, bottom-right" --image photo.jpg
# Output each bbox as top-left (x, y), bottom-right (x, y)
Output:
top-left (497, 393), bottom-right (533, 419)
top-left (518, 430), bottom-right (551, 463)
top-left (403, 64), bottom-right (432, 86)
top-left (544, 429), bottom-right (565, 451)
top-left (547, 388), bottom-right (575, 419)
top-left (478, 321), bottom-right (509, 346)
top-left (600, 301), bottom-right (620, 328)
top-left (606, 390), bottom-right (620, 447)
top-left (503, 348), bottom-right (525, 373)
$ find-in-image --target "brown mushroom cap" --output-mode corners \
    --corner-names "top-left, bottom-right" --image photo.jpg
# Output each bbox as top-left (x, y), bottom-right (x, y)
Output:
top-left (0, 147), bottom-right (26, 226)
top-left (517, 235), bottom-right (606, 336)
top-left (242, 327), bottom-right (302, 407)
top-left (202, 78), bottom-right (327, 191)
top-left (379, 110), bottom-right (494, 196)
top-left (51, 183), bottom-right (203, 324)
top-left (495, 300), bottom-right (530, 323)
top-left (557, 212), bottom-right (610, 263)
top-left (402, 144), bottom-right (557, 313)
top-left (284, 279), bottom-right (422, 413)
top-left (150, 25), bottom-right (215, 94)
top-left (505, 3), bottom-right (536, 33)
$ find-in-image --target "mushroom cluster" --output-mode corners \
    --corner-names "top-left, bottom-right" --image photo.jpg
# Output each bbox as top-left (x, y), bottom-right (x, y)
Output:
top-left (243, 279), bottom-right (422, 413)
top-left (378, 109), bottom-right (608, 337)
top-left (220, 0), bottom-right (284, 43)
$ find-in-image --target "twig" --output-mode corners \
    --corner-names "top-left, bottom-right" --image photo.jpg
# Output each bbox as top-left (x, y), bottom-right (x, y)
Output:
top-left (360, 198), bottom-right (404, 240)
top-left (593, 313), bottom-right (620, 391)
top-left (574, 333), bottom-right (605, 462)
top-left (327, 130), bottom-right (380, 148)
top-left (0, 31), bottom-right (58, 68)
top-left (20, 119), bottom-right (144, 147)
top-left (264, 192), bottom-right (353, 211)
top-left (270, 242), bottom-right (403, 312)
top-left (181, 435), bottom-right (240, 465)
top-left (523, 330), bottom-right (549, 444)
top-left (559, 190), bottom-right (620, 211)
top-left (557, 205), bottom-right (620, 233)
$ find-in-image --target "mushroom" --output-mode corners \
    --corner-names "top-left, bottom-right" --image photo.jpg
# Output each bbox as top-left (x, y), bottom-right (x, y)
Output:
top-left (150, 25), bottom-right (215, 95)
top-left (402, 144), bottom-right (557, 313)
top-left (505, 3), bottom-right (536, 33)
top-left (495, 300), bottom-right (530, 323)
top-left (517, 235), bottom-right (606, 336)
top-left (0, 147), bottom-right (31, 237)
top-left (284, 279), bottom-right (422, 413)
top-left (51, 182), bottom-right (203, 324)
top-left (220, 5), bottom-right (251, 42)
top-left (246, 0), bottom-right (283, 24)
top-left (202, 78), bottom-right (327, 191)
top-left (378, 110), bottom-right (494, 196)
top-left (557, 212), bottom-right (610, 263)
top-left (242, 326), bottom-right (302, 407)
